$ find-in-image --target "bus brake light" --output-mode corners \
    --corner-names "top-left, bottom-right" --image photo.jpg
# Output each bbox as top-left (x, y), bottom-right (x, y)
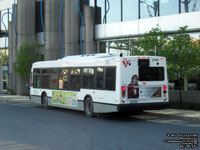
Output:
top-left (163, 85), bottom-right (167, 90)
top-left (121, 86), bottom-right (126, 97)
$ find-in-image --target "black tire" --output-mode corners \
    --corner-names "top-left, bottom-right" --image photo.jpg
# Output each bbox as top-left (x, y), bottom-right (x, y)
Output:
top-left (84, 97), bottom-right (94, 117)
top-left (42, 93), bottom-right (49, 109)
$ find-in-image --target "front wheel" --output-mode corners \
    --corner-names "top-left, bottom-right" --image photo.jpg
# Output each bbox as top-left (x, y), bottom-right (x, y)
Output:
top-left (42, 93), bottom-right (49, 109)
top-left (84, 97), bottom-right (94, 117)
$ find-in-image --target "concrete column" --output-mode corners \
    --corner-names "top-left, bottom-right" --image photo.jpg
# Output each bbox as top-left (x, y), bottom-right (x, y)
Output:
top-left (45, 0), bottom-right (61, 60)
top-left (8, 21), bottom-right (13, 90)
top-left (11, 4), bottom-right (18, 94)
top-left (64, 0), bottom-right (80, 56)
top-left (17, 0), bottom-right (36, 95)
top-left (83, 5), bottom-right (96, 54)
top-left (0, 11), bottom-right (1, 31)
top-left (17, 0), bottom-right (35, 47)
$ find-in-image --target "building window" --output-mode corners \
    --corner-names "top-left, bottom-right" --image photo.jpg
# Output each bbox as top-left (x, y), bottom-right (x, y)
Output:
top-left (123, 0), bottom-right (138, 21)
top-left (35, 1), bottom-right (45, 33)
top-left (181, 0), bottom-right (200, 13)
top-left (160, 0), bottom-right (179, 16)
top-left (140, 0), bottom-right (159, 19)
top-left (0, 10), bottom-right (9, 37)
top-left (106, 0), bottom-right (121, 23)
top-left (96, 0), bottom-right (105, 24)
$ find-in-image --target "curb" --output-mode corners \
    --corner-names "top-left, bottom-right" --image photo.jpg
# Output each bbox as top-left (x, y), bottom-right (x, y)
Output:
top-left (143, 112), bottom-right (200, 122)
top-left (0, 99), bottom-right (30, 103)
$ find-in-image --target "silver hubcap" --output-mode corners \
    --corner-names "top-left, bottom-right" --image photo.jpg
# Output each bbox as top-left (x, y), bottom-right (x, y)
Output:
top-left (44, 96), bottom-right (47, 106)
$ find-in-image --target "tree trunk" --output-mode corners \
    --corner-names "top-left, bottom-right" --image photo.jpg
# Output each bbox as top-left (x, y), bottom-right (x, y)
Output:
top-left (184, 75), bottom-right (188, 91)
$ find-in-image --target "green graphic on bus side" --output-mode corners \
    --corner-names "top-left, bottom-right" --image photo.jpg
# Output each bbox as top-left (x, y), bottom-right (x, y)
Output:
top-left (52, 91), bottom-right (78, 107)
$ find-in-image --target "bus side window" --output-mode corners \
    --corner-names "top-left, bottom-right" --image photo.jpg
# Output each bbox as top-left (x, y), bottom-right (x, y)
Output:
top-left (82, 68), bottom-right (94, 89)
top-left (49, 69), bottom-right (59, 89)
top-left (59, 69), bottom-right (69, 90)
top-left (96, 67), bottom-right (104, 90)
top-left (40, 69), bottom-right (50, 89)
top-left (105, 67), bottom-right (116, 91)
top-left (33, 69), bottom-right (41, 88)
top-left (40, 75), bottom-right (50, 89)
top-left (70, 68), bottom-right (81, 91)
top-left (33, 75), bottom-right (40, 88)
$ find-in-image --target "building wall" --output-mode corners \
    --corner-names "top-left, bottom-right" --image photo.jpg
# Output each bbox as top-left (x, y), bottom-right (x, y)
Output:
top-left (5, 0), bottom-right (96, 95)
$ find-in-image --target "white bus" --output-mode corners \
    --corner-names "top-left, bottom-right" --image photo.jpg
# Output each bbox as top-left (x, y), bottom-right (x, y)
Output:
top-left (30, 53), bottom-right (169, 117)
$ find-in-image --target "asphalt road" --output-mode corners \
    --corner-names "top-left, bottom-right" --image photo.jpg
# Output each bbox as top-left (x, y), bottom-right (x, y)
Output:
top-left (0, 101), bottom-right (199, 150)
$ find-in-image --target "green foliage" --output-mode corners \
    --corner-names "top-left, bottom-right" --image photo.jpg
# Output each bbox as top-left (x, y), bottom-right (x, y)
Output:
top-left (161, 26), bottom-right (200, 80)
top-left (6, 88), bottom-right (15, 95)
top-left (133, 25), bottom-right (168, 56)
top-left (0, 49), bottom-right (8, 66)
top-left (14, 43), bottom-right (43, 80)
top-left (132, 25), bottom-right (200, 81)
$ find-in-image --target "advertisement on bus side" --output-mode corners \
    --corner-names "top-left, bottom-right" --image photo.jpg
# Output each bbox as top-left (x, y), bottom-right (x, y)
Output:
top-left (127, 74), bottom-right (161, 99)
top-left (52, 91), bottom-right (78, 107)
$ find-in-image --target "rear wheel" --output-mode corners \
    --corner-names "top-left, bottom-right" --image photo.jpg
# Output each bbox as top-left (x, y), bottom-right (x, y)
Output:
top-left (84, 97), bottom-right (94, 117)
top-left (42, 93), bottom-right (49, 109)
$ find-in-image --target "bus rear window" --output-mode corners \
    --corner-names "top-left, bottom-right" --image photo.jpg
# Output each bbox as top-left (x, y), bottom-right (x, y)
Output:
top-left (139, 67), bottom-right (164, 81)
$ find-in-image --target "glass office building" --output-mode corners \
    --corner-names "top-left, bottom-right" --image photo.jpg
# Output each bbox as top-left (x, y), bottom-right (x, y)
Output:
top-left (95, 0), bottom-right (200, 24)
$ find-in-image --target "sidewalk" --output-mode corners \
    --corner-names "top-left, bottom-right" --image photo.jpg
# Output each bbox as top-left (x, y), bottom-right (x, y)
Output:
top-left (0, 94), bottom-right (199, 122)
top-left (145, 109), bottom-right (200, 122)
top-left (0, 94), bottom-right (30, 103)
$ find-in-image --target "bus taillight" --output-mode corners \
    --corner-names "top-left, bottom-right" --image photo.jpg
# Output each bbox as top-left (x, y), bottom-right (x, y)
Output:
top-left (163, 90), bottom-right (167, 94)
top-left (163, 85), bottom-right (167, 90)
top-left (121, 86), bottom-right (126, 97)
top-left (163, 85), bottom-right (167, 95)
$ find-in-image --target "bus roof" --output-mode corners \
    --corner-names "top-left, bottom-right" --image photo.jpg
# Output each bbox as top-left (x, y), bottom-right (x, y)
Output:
top-left (32, 53), bottom-right (165, 69)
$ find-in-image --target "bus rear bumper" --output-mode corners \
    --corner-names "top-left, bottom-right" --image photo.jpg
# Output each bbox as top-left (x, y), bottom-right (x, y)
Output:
top-left (117, 102), bottom-right (169, 112)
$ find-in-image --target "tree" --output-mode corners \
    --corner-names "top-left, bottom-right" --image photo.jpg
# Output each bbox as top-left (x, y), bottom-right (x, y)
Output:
top-left (161, 26), bottom-right (200, 90)
top-left (132, 25), bottom-right (168, 56)
top-left (15, 43), bottom-right (43, 81)
top-left (132, 26), bottom-right (200, 91)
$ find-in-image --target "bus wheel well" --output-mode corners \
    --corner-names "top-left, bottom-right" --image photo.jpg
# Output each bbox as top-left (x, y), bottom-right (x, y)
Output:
top-left (41, 92), bottom-right (47, 104)
top-left (84, 95), bottom-right (92, 103)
